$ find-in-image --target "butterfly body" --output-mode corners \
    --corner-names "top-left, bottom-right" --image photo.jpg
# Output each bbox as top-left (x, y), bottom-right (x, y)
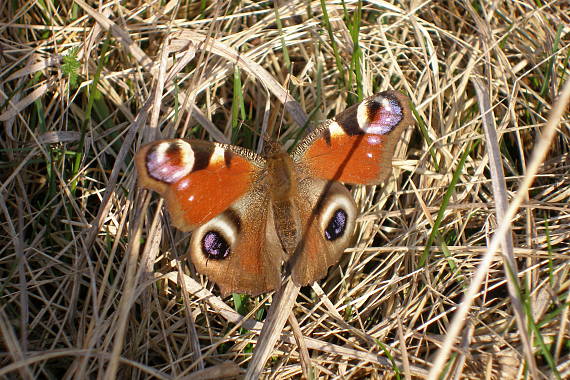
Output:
top-left (136, 91), bottom-right (412, 295)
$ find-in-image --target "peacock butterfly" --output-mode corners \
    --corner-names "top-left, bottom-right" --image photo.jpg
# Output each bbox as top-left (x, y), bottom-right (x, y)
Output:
top-left (135, 91), bottom-right (412, 296)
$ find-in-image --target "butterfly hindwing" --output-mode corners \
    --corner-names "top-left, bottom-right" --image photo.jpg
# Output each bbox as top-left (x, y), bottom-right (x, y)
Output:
top-left (188, 186), bottom-right (285, 296)
top-left (289, 178), bottom-right (357, 286)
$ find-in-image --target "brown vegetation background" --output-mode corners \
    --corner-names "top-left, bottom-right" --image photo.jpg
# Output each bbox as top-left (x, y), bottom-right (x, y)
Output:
top-left (1, 1), bottom-right (569, 379)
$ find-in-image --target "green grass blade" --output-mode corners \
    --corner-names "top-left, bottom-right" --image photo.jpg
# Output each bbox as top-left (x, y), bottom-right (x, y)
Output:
top-left (420, 139), bottom-right (479, 267)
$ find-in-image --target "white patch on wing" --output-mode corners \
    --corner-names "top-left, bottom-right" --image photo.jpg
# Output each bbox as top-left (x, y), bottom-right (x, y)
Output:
top-left (180, 141), bottom-right (195, 165)
top-left (152, 142), bottom-right (168, 164)
top-left (210, 145), bottom-right (226, 165)
top-left (329, 121), bottom-right (345, 137)
top-left (177, 178), bottom-right (191, 190)
top-left (378, 96), bottom-right (393, 113)
top-left (356, 101), bottom-right (368, 131)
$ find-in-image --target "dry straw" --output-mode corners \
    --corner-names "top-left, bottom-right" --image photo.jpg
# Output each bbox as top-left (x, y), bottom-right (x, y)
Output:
top-left (1, 1), bottom-right (569, 379)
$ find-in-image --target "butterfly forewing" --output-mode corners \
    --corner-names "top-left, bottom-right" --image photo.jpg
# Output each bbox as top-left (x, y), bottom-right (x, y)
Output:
top-left (293, 91), bottom-right (412, 185)
top-left (135, 139), bottom-right (265, 231)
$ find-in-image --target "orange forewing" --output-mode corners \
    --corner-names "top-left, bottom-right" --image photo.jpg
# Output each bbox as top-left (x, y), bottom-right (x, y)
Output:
top-left (300, 133), bottom-right (394, 185)
top-left (171, 160), bottom-right (254, 229)
top-left (135, 140), bottom-right (261, 231)
top-left (294, 92), bottom-right (411, 186)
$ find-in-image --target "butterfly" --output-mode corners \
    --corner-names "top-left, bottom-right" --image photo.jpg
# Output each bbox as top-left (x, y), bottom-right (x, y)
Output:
top-left (135, 91), bottom-right (412, 296)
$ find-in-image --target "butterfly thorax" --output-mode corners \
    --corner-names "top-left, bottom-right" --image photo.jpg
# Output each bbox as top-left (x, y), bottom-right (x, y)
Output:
top-left (267, 150), bottom-right (296, 201)
top-left (266, 150), bottom-right (302, 256)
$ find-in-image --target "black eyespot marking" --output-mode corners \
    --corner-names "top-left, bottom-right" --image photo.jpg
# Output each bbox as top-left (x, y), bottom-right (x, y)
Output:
top-left (201, 231), bottom-right (231, 260)
top-left (324, 209), bottom-right (348, 241)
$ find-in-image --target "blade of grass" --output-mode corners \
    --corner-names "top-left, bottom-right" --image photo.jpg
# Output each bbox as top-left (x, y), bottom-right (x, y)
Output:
top-left (319, 0), bottom-right (345, 87)
top-left (231, 65), bottom-right (246, 143)
top-left (70, 33), bottom-right (111, 193)
top-left (375, 340), bottom-right (402, 380)
top-left (537, 24), bottom-right (563, 111)
top-left (274, 4), bottom-right (291, 71)
top-left (473, 77), bottom-right (538, 378)
top-left (419, 139), bottom-right (479, 267)
top-left (347, 0), bottom-right (363, 101)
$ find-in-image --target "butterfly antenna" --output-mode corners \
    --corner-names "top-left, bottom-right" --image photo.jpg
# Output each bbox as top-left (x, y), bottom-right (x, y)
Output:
top-left (276, 72), bottom-right (294, 142)
top-left (257, 74), bottom-right (293, 155)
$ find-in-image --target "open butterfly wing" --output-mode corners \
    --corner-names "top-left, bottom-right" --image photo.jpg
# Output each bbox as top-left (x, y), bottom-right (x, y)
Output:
top-left (293, 91), bottom-right (412, 185)
top-left (135, 139), bottom-right (264, 231)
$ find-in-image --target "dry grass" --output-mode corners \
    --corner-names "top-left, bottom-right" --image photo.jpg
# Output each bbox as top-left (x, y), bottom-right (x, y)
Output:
top-left (1, 1), bottom-right (569, 379)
